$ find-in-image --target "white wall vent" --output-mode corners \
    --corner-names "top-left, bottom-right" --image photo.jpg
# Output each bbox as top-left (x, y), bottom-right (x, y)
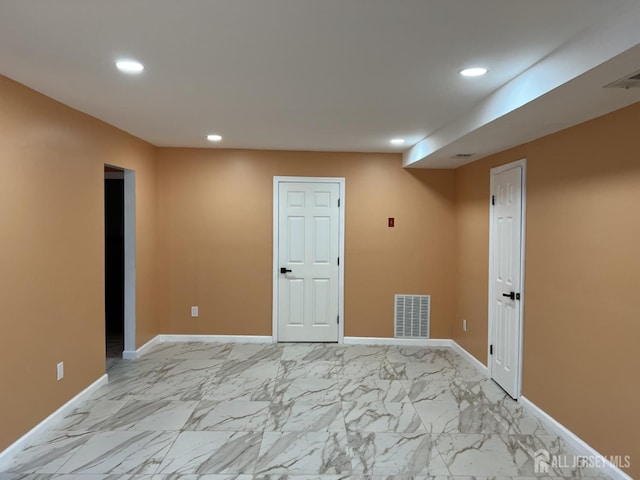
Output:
top-left (394, 294), bottom-right (430, 338)
top-left (604, 69), bottom-right (640, 89)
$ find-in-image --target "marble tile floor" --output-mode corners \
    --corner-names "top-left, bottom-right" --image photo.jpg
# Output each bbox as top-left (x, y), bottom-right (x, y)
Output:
top-left (1, 343), bottom-right (610, 480)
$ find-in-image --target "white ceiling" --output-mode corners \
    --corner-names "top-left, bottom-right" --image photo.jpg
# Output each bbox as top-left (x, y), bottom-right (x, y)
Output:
top-left (1, 1), bottom-right (640, 168)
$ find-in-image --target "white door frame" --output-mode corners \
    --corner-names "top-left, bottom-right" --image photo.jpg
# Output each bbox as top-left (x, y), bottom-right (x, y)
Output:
top-left (272, 176), bottom-right (345, 343)
top-left (487, 159), bottom-right (527, 398)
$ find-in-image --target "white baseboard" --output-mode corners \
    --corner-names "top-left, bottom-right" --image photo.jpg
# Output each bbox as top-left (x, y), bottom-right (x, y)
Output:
top-left (450, 340), bottom-right (489, 376)
top-left (519, 396), bottom-right (632, 480)
top-left (343, 336), bottom-right (452, 347)
top-left (0, 374), bottom-right (108, 470)
top-left (122, 335), bottom-right (162, 360)
top-left (157, 334), bottom-right (273, 344)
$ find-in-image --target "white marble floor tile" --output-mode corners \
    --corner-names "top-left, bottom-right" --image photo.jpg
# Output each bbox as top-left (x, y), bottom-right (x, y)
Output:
top-left (435, 433), bottom-right (603, 477)
top-left (347, 432), bottom-right (449, 476)
top-left (280, 344), bottom-right (338, 363)
top-left (92, 375), bottom-right (158, 402)
top-left (265, 401), bottom-right (345, 432)
top-left (184, 400), bottom-right (270, 431)
top-left (386, 347), bottom-right (454, 364)
top-left (150, 360), bottom-right (224, 383)
top-left (414, 397), bottom-right (505, 435)
top-left (342, 402), bottom-right (424, 433)
top-left (157, 431), bottom-right (261, 475)
top-left (3, 431), bottom-right (95, 474)
top-left (151, 475), bottom-right (254, 480)
top-left (107, 358), bottom-right (165, 380)
top-left (336, 361), bottom-right (399, 380)
top-left (254, 476), bottom-right (351, 480)
top-left (278, 361), bottom-right (337, 380)
top-left (255, 432), bottom-right (351, 475)
top-left (57, 431), bottom-right (178, 475)
top-left (172, 343), bottom-right (234, 360)
top-left (227, 344), bottom-right (282, 362)
top-left (273, 379), bottom-right (340, 404)
top-left (52, 399), bottom-right (127, 431)
top-left (0, 343), bottom-right (616, 480)
top-left (339, 380), bottom-right (409, 403)
top-left (52, 475), bottom-right (147, 479)
top-left (336, 346), bottom-right (388, 365)
top-left (0, 475), bottom-right (55, 480)
top-left (142, 344), bottom-right (185, 361)
top-left (95, 400), bottom-right (197, 431)
top-left (217, 360), bottom-right (281, 379)
top-left (202, 377), bottom-right (275, 402)
top-left (400, 379), bottom-right (460, 404)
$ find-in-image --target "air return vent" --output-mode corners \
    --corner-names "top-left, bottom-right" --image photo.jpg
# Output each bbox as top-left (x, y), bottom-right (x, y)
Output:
top-left (604, 69), bottom-right (640, 89)
top-left (394, 295), bottom-right (430, 338)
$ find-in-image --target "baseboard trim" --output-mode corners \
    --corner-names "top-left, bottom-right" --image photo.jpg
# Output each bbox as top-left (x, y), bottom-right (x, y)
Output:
top-left (157, 334), bottom-right (273, 345)
top-left (343, 336), bottom-right (452, 347)
top-left (450, 340), bottom-right (489, 376)
top-left (122, 335), bottom-right (163, 360)
top-left (0, 373), bottom-right (108, 470)
top-left (519, 396), bottom-right (632, 480)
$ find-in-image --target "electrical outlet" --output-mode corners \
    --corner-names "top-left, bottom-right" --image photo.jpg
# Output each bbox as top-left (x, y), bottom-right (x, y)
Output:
top-left (191, 306), bottom-right (199, 317)
top-left (57, 362), bottom-right (64, 381)
top-left (463, 319), bottom-right (467, 332)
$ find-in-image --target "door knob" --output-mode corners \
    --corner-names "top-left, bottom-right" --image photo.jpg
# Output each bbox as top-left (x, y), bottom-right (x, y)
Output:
top-left (280, 267), bottom-right (292, 274)
top-left (502, 291), bottom-right (515, 300)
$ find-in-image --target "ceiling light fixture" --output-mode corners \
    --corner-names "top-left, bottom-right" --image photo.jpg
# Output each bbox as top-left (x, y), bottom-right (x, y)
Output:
top-left (459, 67), bottom-right (488, 77)
top-left (390, 138), bottom-right (405, 145)
top-left (207, 134), bottom-right (223, 142)
top-left (115, 59), bottom-right (144, 74)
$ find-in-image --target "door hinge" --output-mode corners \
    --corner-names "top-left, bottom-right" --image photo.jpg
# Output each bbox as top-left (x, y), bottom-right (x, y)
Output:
top-left (338, 198), bottom-right (341, 207)
top-left (490, 344), bottom-right (493, 355)
top-left (337, 257), bottom-right (340, 266)
top-left (337, 315), bottom-right (340, 324)
top-left (491, 195), bottom-right (495, 206)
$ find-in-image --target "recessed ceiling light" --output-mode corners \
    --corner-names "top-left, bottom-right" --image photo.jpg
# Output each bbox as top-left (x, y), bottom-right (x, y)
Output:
top-left (115, 59), bottom-right (144, 74)
top-left (390, 138), bottom-right (405, 145)
top-left (459, 67), bottom-right (488, 77)
top-left (207, 134), bottom-right (223, 142)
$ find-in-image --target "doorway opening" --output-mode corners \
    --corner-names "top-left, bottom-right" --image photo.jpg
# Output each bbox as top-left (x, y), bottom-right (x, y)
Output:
top-left (104, 165), bottom-right (136, 360)
top-left (105, 167), bottom-right (124, 358)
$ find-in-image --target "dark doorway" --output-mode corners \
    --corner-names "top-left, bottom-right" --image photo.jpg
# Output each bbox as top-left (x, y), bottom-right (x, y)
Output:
top-left (105, 167), bottom-right (124, 358)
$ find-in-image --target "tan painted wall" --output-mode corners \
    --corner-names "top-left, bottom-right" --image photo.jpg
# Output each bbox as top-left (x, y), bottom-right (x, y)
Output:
top-left (453, 101), bottom-right (640, 477)
top-left (156, 148), bottom-right (456, 339)
top-left (0, 75), bottom-right (158, 451)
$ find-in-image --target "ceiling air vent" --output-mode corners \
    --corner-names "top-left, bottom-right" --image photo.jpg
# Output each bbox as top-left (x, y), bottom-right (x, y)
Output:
top-left (395, 294), bottom-right (430, 339)
top-left (452, 153), bottom-right (474, 159)
top-left (604, 69), bottom-right (640, 89)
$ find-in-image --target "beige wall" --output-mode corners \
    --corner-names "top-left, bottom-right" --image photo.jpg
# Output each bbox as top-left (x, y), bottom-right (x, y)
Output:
top-left (156, 149), bottom-right (456, 339)
top-left (0, 75), bottom-right (158, 451)
top-left (453, 101), bottom-right (640, 477)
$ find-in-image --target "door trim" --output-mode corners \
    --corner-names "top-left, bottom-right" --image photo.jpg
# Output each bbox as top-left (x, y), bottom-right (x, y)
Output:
top-left (487, 159), bottom-right (527, 398)
top-left (122, 168), bottom-right (136, 357)
top-left (272, 176), bottom-right (345, 343)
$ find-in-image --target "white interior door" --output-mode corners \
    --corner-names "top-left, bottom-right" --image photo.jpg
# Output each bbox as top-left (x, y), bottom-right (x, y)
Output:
top-left (490, 163), bottom-right (524, 398)
top-left (277, 181), bottom-right (340, 342)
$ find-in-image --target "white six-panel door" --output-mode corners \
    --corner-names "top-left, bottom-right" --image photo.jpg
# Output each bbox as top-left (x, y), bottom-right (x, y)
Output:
top-left (277, 181), bottom-right (341, 342)
top-left (490, 162), bottom-right (524, 398)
